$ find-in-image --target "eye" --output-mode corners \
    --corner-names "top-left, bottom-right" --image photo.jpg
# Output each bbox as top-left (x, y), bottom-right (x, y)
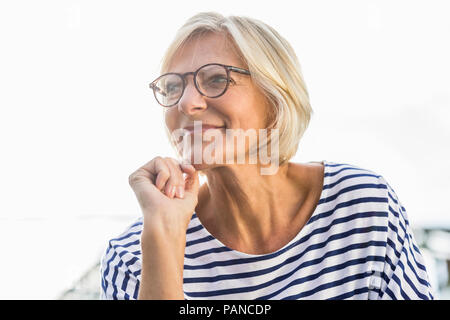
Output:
top-left (165, 82), bottom-right (182, 94)
top-left (207, 74), bottom-right (228, 84)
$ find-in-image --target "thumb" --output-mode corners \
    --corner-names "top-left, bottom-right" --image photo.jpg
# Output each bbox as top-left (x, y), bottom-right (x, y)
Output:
top-left (181, 164), bottom-right (199, 196)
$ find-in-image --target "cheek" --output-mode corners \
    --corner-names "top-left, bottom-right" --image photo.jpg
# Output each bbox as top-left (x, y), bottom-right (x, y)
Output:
top-left (164, 108), bottom-right (178, 131)
top-left (228, 107), bottom-right (268, 130)
top-left (226, 90), bottom-right (270, 129)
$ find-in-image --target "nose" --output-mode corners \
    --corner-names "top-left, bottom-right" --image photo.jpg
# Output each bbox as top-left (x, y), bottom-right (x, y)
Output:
top-left (177, 78), bottom-right (207, 116)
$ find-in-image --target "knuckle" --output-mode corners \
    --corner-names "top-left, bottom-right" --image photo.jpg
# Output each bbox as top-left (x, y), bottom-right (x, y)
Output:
top-left (165, 157), bottom-right (179, 165)
top-left (128, 172), bottom-right (141, 186)
top-left (158, 168), bottom-right (170, 177)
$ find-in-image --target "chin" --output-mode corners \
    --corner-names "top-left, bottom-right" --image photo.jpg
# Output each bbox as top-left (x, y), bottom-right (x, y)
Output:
top-left (191, 161), bottom-right (225, 172)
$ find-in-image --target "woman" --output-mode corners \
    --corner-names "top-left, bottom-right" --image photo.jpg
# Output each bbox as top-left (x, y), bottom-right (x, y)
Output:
top-left (101, 12), bottom-right (433, 300)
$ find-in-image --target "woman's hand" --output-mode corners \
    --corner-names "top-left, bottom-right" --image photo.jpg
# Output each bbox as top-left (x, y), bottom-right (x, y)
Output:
top-left (128, 156), bottom-right (199, 231)
top-left (129, 157), bottom-right (199, 300)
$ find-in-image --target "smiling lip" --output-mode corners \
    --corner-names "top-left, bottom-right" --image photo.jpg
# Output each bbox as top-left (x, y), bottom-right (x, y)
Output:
top-left (183, 125), bottom-right (225, 133)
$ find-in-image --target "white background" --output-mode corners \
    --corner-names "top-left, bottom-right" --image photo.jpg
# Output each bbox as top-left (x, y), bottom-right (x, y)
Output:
top-left (0, 0), bottom-right (449, 299)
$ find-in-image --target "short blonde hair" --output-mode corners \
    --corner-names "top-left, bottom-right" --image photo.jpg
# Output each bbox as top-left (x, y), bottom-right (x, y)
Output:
top-left (161, 12), bottom-right (312, 166)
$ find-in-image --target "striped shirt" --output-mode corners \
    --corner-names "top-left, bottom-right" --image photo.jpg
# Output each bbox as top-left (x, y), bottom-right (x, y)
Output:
top-left (100, 161), bottom-right (434, 300)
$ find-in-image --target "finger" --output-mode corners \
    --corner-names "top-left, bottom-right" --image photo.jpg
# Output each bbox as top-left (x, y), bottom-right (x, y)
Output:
top-left (164, 157), bottom-right (185, 198)
top-left (181, 164), bottom-right (199, 196)
top-left (128, 168), bottom-right (153, 188)
top-left (143, 157), bottom-right (171, 191)
top-left (180, 163), bottom-right (195, 174)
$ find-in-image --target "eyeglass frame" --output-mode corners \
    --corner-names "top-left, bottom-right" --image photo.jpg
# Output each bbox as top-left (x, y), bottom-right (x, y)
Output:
top-left (149, 63), bottom-right (251, 107)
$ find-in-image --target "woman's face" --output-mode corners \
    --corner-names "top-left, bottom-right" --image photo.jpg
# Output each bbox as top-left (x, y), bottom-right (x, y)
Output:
top-left (164, 32), bottom-right (270, 170)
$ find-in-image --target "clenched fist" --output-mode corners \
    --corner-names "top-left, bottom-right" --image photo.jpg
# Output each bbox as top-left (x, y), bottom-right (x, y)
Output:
top-left (128, 157), bottom-right (199, 231)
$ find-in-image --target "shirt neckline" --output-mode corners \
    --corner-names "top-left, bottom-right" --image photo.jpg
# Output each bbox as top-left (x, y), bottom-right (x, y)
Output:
top-left (189, 160), bottom-right (330, 259)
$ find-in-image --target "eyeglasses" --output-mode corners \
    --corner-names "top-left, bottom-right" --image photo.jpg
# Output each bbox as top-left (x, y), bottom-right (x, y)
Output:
top-left (149, 63), bottom-right (251, 107)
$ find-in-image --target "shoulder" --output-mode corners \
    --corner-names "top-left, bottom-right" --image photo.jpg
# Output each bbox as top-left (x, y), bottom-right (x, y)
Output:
top-left (101, 216), bottom-right (143, 265)
top-left (322, 160), bottom-right (388, 196)
top-left (317, 161), bottom-right (395, 225)
top-left (320, 160), bottom-right (413, 234)
top-left (100, 217), bottom-right (143, 299)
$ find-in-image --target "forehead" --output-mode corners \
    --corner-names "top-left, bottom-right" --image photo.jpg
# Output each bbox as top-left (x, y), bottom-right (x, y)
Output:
top-left (167, 32), bottom-right (244, 73)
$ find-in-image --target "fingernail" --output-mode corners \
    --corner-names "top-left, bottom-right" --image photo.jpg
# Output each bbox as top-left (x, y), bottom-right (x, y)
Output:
top-left (170, 186), bottom-right (176, 198)
top-left (166, 186), bottom-right (174, 198)
top-left (176, 186), bottom-right (184, 199)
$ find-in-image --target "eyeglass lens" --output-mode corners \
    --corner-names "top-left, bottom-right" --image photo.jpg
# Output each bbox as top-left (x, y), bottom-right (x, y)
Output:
top-left (152, 64), bottom-right (229, 107)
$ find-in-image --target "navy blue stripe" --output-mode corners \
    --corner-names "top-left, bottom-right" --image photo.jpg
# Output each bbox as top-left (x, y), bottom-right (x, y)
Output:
top-left (398, 248), bottom-right (429, 287)
top-left (133, 280), bottom-right (140, 300)
top-left (388, 193), bottom-right (410, 226)
top-left (388, 190), bottom-right (399, 205)
top-left (397, 259), bottom-right (430, 299)
top-left (385, 239), bottom-right (430, 296)
top-left (387, 222), bottom-right (428, 273)
top-left (388, 220), bottom-right (406, 245)
top-left (186, 224), bottom-right (203, 234)
top-left (387, 208), bottom-right (423, 267)
top-left (185, 246), bottom-right (232, 259)
top-left (385, 241), bottom-right (431, 297)
top-left (102, 249), bottom-right (117, 294)
top-left (323, 173), bottom-right (381, 191)
top-left (398, 228), bottom-right (427, 271)
top-left (318, 183), bottom-right (387, 205)
top-left (186, 235), bottom-right (215, 247)
top-left (388, 206), bottom-right (422, 266)
top-left (111, 260), bottom-right (123, 300)
top-left (109, 230), bottom-right (142, 247)
top-left (124, 256), bottom-right (139, 271)
top-left (327, 286), bottom-right (370, 300)
top-left (112, 239), bottom-right (140, 250)
top-left (282, 271), bottom-right (372, 300)
top-left (383, 285), bottom-right (397, 300)
top-left (121, 269), bottom-right (130, 294)
top-left (326, 163), bottom-right (354, 167)
top-left (388, 206), bottom-right (407, 234)
top-left (389, 206), bottom-right (420, 260)
top-left (325, 166), bottom-right (369, 177)
top-left (384, 248), bottom-right (397, 272)
top-left (391, 273), bottom-right (411, 299)
top-left (307, 197), bottom-right (388, 225)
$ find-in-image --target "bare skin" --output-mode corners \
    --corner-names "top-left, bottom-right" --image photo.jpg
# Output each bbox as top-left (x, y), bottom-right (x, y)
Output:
top-left (196, 161), bottom-right (324, 255)
top-left (128, 32), bottom-right (324, 299)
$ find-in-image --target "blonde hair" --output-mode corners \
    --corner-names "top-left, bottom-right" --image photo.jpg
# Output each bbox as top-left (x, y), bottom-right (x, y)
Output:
top-left (161, 12), bottom-right (312, 166)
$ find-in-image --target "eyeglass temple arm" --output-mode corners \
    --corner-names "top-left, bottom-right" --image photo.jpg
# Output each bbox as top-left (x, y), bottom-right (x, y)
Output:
top-left (149, 83), bottom-right (167, 96)
top-left (228, 66), bottom-right (251, 75)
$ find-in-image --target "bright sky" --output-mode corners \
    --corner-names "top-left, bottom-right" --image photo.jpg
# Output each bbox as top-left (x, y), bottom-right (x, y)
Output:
top-left (0, 0), bottom-right (449, 298)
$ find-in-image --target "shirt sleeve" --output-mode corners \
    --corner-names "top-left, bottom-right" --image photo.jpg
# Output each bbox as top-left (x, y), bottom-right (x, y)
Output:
top-left (100, 239), bottom-right (141, 300)
top-left (377, 177), bottom-right (434, 300)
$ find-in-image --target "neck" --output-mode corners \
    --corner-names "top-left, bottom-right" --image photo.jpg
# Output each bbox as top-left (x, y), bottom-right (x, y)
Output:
top-left (196, 162), bottom-right (317, 254)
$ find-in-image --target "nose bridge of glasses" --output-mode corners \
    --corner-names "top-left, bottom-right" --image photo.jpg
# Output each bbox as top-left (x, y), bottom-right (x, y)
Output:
top-left (180, 71), bottom-right (196, 86)
top-left (181, 70), bottom-right (211, 100)
top-left (178, 71), bottom-right (205, 103)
